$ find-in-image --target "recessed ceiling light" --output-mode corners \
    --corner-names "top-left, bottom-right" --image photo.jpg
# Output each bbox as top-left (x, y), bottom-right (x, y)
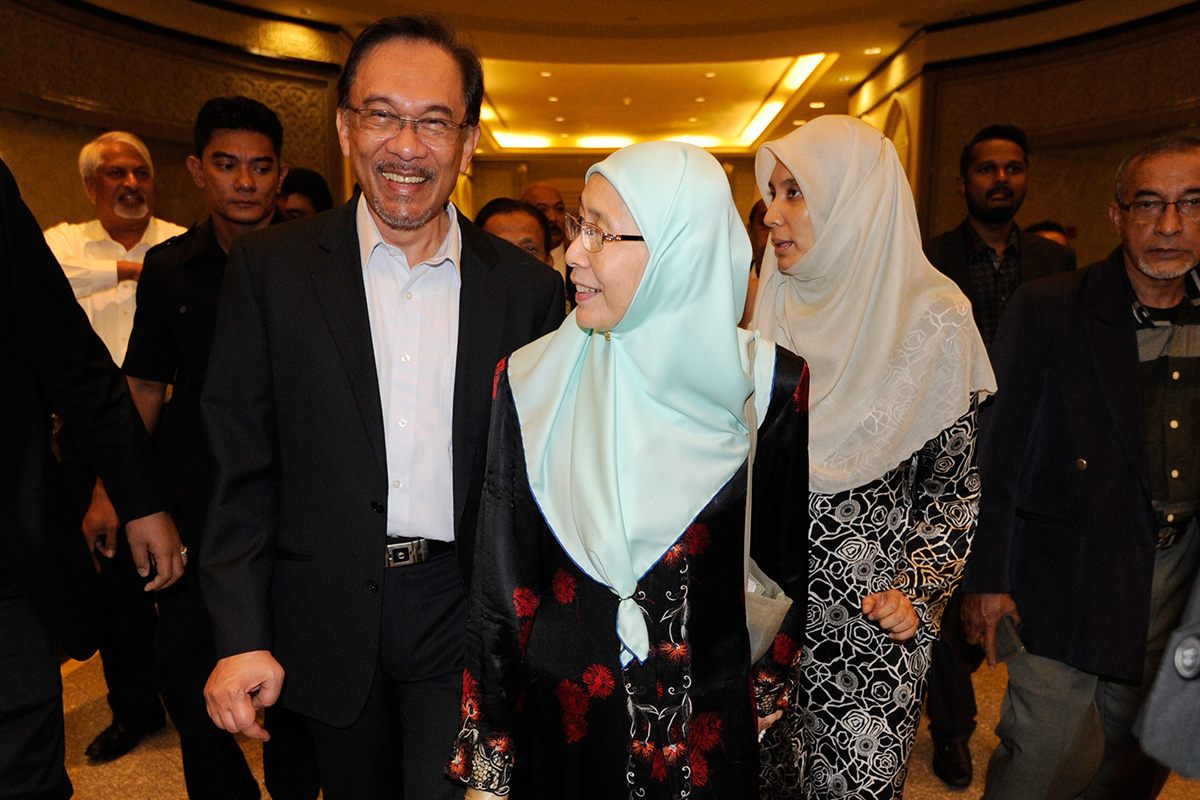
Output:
top-left (540, 71), bottom-right (552, 77)
top-left (548, 96), bottom-right (558, 102)
top-left (838, 76), bottom-right (852, 82)
top-left (809, 101), bottom-right (826, 109)
top-left (623, 97), bottom-right (632, 106)
top-left (688, 117), bottom-right (698, 123)
top-left (555, 116), bottom-right (564, 122)
top-left (560, 133), bottom-right (569, 138)
top-left (793, 120), bottom-right (806, 126)
top-left (704, 72), bottom-right (716, 78)
top-left (299, 7), bottom-right (313, 15)
top-left (864, 47), bottom-right (882, 55)
top-left (695, 97), bottom-right (705, 103)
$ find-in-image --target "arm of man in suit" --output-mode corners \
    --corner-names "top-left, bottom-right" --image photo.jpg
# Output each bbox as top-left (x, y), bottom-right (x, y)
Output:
top-left (199, 236), bottom-right (285, 728)
top-left (961, 285), bottom-right (1045, 666)
top-left (3, 157), bottom-right (182, 589)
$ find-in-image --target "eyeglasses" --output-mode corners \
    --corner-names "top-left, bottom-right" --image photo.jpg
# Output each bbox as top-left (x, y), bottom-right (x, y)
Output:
top-left (563, 213), bottom-right (645, 253)
top-left (1118, 197), bottom-right (1200, 221)
top-left (344, 107), bottom-right (469, 147)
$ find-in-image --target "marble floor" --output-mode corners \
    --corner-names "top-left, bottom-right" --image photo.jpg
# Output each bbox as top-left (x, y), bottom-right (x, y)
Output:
top-left (61, 654), bottom-right (1199, 799)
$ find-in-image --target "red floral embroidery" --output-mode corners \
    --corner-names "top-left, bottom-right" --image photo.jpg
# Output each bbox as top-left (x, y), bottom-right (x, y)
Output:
top-left (630, 738), bottom-right (654, 761)
top-left (662, 742), bottom-right (686, 764)
top-left (662, 541), bottom-right (686, 568)
top-left (792, 364), bottom-right (810, 413)
top-left (651, 748), bottom-right (668, 781)
top-left (684, 523), bottom-right (710, 556)
top-left (556, 680), bottom-right (590, 743)
top-left (447, 745), bottom-right (469, 779)
top-left (551, 568), bottom-right (576, 604)
top-left (460, 670), bottom-right (480, 721)
top-left (691, 751), bottom-right (710, 786)
top-left (772, 633), bottom-right (800, 666)
top-left (512, 586), bottom-right (539, 617)
top-left (487, 733), bottom-right (514, 754)
top-left (656, 679), bottom-right (663, 700)
top-left (518, 619), bottom-right (534, 654)
top-left (658, 641), bottom-right (690, 663)
top-left (492, 357), bottom-right (508, 399)
top-left (581, 664), bottom-right (615, 698)
top-left (688, 711), bottom-right (723, 753)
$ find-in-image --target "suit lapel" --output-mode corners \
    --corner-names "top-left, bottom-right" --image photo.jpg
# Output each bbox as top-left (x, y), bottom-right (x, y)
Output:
top-left (311, 200), bottom-right (387, 477)
top-left (452, 214), bottom-right (506, 529)
top-left (1080, 251), bottom-right (1152, 497)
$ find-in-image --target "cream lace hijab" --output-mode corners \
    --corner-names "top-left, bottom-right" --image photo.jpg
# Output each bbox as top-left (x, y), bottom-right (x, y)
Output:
top-left (753, 116), bottom-right (994, 494)
top-left (508, 142), bottom-right (773, 665)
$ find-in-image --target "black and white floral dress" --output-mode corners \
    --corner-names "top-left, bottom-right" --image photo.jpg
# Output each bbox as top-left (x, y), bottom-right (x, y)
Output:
top-left (760, 402), bottom-right (980, 799)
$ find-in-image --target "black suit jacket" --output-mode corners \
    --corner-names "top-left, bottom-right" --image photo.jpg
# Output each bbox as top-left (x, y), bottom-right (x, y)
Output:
top-left (0, 157), bottom-right (169, 659)
top-left (924, 218), bottom-right (1076, 326)
top-left (963, 250), bottom-right (1158, 681)
top-left (200, 199), bottom-right (564, 725)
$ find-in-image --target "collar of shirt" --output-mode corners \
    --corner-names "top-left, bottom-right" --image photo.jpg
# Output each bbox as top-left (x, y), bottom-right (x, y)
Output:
top-left (966, 220), bottom-right (1020, 264)
top-left (355, 194), bottom-right (462, 279)
top-left (83, 217), bottom-right (170, 255)
top-left (1132, 267), bottom-right (1200, 328)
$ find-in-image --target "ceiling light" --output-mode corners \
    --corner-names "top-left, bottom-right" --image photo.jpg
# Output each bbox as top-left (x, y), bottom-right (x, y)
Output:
top-left (688, 117), bottom-right (698, 123)
top-left (493, 132), bottom-right (551, 148)
top-left (704, 72), bottom-right (716, 78)
top-left (540, 71), bottom-right (552, 77)
top-left (479, 105), bottom-right (498, 122)
top-left (578, 136), bottom-right (633, 149)
top-left (864, 47), bottom-right (882, 55)
top-left (560, 133), bottom-right (569, 138)
top-left (555, 116), bottom-right (564, 122)
top-left (695, 97), bottom-right (705, 103)
top-left (741, 100), bottom-right (784, 144)
top-left (782, 53), bottom-right (826, 91)
top-left (809, 101), bottom-right (826, 109)
top-left (669, 135), bottom-right (719, 148)
top-left (838, 76), bottom-right (852, 82)
top-left (793, 120), bottom-right (806, 126)
top-left (548, 96), bottom-right (558, 102)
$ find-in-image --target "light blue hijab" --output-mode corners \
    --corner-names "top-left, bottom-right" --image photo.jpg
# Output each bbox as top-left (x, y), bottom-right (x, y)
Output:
top-left (508, 141), bottom-right (774, 666)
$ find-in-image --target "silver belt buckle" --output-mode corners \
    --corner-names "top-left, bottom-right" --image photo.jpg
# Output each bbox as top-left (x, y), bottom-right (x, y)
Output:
top-left (386, 539), bottom-right (428, 567)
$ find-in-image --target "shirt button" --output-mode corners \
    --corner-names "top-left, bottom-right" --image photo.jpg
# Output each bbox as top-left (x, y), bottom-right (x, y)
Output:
top-left (366, 580), bottom-right (379, 593)
top-left (179, 305), bottom-right (187, 313)
top-left (401, 353), bottom-right (411, 363)
top-left (398, 419), bottom-right (407, 428)
top-left (370, 501), bottom-right (384, 513)
top-left (405, 291), bottom-right (414, 300)
top-left (1168, 513), bottom-right (1176, 523)
top-left (1170, 420), bottom-right (1179, 429)
top-left (1173, 371), bottom-right (1181, 380)
top-left (393, 480), bottom-right (401, 488)
top-left (1172, 469), bottom-right (1180, 479)
top-left (1075, 458), bottom-right (1087, 470)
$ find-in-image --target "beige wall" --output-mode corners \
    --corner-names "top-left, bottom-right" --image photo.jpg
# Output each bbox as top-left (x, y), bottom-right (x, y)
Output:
top-left (0, 0), bottom-right (344, 232)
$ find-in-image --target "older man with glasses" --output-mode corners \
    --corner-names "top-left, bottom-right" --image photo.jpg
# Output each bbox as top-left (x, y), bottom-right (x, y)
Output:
top-left (199, 15), bottom-right (564, 800)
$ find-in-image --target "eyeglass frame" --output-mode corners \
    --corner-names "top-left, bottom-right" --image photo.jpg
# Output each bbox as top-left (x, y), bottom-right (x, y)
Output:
top-left (1117, 196), bottom-right (1200, 221)
top-left (563, 212), bottom-right (645, 253)
top-left (343, 106), bottom-right (472, 146)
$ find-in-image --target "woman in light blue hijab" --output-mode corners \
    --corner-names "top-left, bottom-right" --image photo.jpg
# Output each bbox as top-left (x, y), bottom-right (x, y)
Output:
top-left (448, 141), bottom-right (809, 798)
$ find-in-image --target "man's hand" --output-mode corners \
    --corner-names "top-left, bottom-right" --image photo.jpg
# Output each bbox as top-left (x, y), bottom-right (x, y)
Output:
top-left (123, 510), bottom-right (185, 590)
top-left (962, 592), bottom-right (1021, 669)
top-left (116, 260), bottom-right (143, 282)
top-left (862, 589), bottom-right (920, 642)
top-left (205, 651), bottom-right (285, 741)
top-left (81, 478), bottom-right (119, 571)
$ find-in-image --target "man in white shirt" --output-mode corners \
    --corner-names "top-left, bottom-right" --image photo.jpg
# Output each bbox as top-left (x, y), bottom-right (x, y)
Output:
top-left (41, 131), bottom-right (186, 765)
top-left (44, 131), bottom-right (186, 364)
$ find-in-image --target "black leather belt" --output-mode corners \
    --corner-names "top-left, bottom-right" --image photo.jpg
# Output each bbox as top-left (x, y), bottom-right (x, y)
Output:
top-left (1157, 516), bottom-right (1195, 550)
top-left (385, 537), bottom-right (453, 567)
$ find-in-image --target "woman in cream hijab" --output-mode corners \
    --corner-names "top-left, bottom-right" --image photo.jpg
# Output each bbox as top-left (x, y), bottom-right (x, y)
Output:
top-left (449, 141), bottom-right (808, 798)
top-left (753, 116), bottom-right (995, 798)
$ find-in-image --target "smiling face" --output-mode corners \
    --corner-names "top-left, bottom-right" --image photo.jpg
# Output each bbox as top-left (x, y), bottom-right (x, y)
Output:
top-left (1110, 149), bottom-right (1200, 290)
top-left (763, 160), bottom-right (815, 270)
top-left (482, 210), bottom-right (551, 265)
top-left (959, 138), bottom-right (1027, 225)
top-left (86, 142), bottom-right (153, 231)
top-left (568, 174), bottom-right (649, 332)
top-left (336, 38), bottom-right (480, 248)
top-left (187, 129), bottom-right (284, 228)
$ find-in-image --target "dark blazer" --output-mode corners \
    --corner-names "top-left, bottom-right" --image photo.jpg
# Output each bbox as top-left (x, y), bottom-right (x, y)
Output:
top-left (199, 199), bottom-right (565, 726)
top-left (924, 218), bottom-right (1076, 308)
top-left (0, 157), bottom-right (168, 659)
top-left (963, 250), bottom-right (1157, 681)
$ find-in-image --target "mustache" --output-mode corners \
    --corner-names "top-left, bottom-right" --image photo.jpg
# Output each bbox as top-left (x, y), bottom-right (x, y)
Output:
top-left (117, 189), bottom-right (148, 204)
top-left (376, 162), bottom-right (435, 180)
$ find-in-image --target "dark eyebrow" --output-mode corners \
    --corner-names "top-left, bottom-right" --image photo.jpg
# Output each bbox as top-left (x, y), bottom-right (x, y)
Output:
top-left (360, 95), bottom-right (457, 118)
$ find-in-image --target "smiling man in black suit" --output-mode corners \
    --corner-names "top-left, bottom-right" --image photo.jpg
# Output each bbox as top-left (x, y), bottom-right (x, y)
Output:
top-left (199, 15), bottom-right (564, 800)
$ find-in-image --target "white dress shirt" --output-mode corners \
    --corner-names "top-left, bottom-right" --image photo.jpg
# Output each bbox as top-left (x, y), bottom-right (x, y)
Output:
top-left (43, 217), bottom-right (186, 363)
top-left (357, 197), bottom-right (460, 542)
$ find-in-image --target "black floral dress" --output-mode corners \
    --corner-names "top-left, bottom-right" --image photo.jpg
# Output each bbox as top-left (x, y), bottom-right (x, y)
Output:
top-left (450, 347), bottom-right (809, 799)
top-left (759, 402), bottom-right (980, 799)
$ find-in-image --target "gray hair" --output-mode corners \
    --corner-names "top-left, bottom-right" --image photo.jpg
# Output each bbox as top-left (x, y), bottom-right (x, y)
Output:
top-left (1114, 133), bottom-right (1200, 201)
top-left (78, 131), bottom-right (154, 184)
